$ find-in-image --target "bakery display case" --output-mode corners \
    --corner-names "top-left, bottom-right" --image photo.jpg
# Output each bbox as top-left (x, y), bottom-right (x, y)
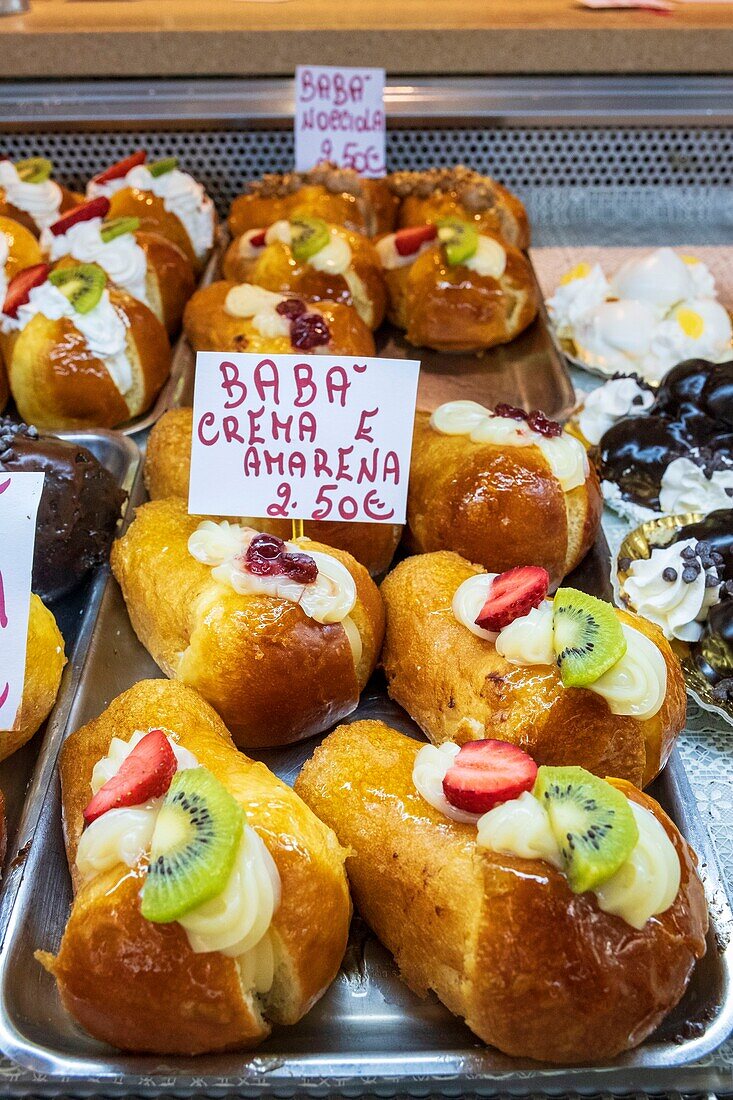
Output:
top-left (0, 73), bottom-right (731, 1096)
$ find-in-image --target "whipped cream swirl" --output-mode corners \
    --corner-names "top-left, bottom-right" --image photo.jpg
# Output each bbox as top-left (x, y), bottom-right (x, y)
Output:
top-left (0, 160), bottom-right (63, 230)
top-left (40, 218), bottom-right (149, 306)
top-left (547, 262), bottom-right (609, 338)
top-left (430, 400), bottom-right (589, 492)
top-left (622, 538), bottom-right (721, 642)
top-left (577, 376), bottom-right (654, 446)
top-left (659, 457), bottom-right (733, 516)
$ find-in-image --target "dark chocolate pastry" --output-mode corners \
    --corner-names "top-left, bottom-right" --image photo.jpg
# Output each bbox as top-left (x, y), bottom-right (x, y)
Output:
top-left (0, 417), bottom-right (126, 602)
top-left (672, 510), bottom-right (733, 583)
top-left (597, 359), bottom-right (733, 509)
top-left (693, 598), bottom-right (733, 691)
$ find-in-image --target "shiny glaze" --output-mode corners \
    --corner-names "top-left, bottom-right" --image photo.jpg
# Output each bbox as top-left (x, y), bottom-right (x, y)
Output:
top-left (672, 509), bottom-right (733, 582)
top-left (693, 599), bottom-right (733, 685)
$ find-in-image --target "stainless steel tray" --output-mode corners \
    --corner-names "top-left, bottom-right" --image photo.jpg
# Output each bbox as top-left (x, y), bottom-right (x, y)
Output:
top-left (0, 429), bottom-right (140, 876)
top-left (0, 501), bottom-right (731, 1096)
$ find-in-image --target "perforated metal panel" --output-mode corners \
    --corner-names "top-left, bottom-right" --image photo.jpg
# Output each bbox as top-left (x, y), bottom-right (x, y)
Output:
top-left (3, 126), bottom-right (733, 213)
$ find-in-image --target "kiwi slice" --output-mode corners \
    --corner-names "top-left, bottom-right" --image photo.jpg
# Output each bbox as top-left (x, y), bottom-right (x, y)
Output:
top-left (552, 588), bottom-right (626, 688)
top-left (49, 263), bottom-right (106, 314)
top-left (437, 217), bottom-right (479, 266)
top-left (141, 767), bottom-right (244, 924)
top-left (534, 766), bottom-right (639, 894)
top-left (100, 215), bottom-right (140, 243)
top-left (148, 156), bottom-right (178, 179)
top-left (290, 216), bottom-right (331, 261)
top-left (15, 156), bottom-right (53, 184)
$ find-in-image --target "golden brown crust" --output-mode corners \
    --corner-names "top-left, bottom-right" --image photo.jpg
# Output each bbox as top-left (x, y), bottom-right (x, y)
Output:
top-left (389, 167), bottom-right (530, 249)
top-left (2, 594), bottom-right (66, 762)
top-left (111, 498), bottom-right (385, 747)
top-left (2, 287), bottom-right (171, 431)
top-left (383, 236), bottom-right (537, 352)
top-left (295, 719), bottom-right (708, 1064)
top-left (406, 411), bottom-right (601, 586)
top-left (144, 407), bottom-right (402, 577)
top-left (183, 280), bottom-right (376, 356)
top-left (43, 679), bottom-right (351, 1054)
top-left (136, 230), bottom-right (196, 334)
top-left (223, 228), bottom-right (388, 330)
top-left (380, 550), bottom-right (686, 788)
top-left (105, 189), bottom-right (214, 273)
top-left (0, 360), bottom-right (7, 413)
top-left (0, 214), bottom-right (43, 277)
top-left (0, 185), bottom-right (79, 239)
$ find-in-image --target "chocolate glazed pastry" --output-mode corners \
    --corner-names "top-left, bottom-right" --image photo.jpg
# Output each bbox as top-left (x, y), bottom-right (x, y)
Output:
top-left (597, 359), bottom-right (733, 509)
top-left (0, 418), bottom-right (126, 602)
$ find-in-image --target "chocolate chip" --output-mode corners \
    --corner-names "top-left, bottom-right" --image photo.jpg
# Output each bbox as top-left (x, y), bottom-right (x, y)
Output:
top-left (681, 545), bottom-right (697, 561)
top-left (618, 556), bottom-right (632, 572)
top-left (682, 564), bottom-right (701, 582)
top-left (662, 567), bottom-right (678, 582)
top-left (705, 573), bottom-right (721, 589)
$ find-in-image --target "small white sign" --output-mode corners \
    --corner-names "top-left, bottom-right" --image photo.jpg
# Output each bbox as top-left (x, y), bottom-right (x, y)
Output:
top-left (0, 472), bottom-right (44, 732)
top-left (294, 65), bottom-right (386, 178)
top-left (189, 352), bottom-right (420, 525)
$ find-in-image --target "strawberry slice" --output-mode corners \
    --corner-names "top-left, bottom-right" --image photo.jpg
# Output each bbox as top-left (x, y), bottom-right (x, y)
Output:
top-left (394, 224), bottom-right (438, 257)
top-left (83, 729), bottom-right (177, 824)
top-left (92, 149), bottom-right (147, 185)
top-left (443, 739), bottom-right (538, 814)
top-left (2, 263), bottom-right (50, 318)
top-left (475, 565), bottom-right (550, 633)
top-left (249, 229), bottom-right (267, 248)
top-left (49, 196), bottom-right (111, 237)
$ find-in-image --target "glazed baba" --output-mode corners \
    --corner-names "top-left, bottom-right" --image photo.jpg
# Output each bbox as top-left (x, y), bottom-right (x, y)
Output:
top-left (381, 553), bottom-right (686, 789)
top-left (548, 250), bottom-right (732, 383)
top-left (0, 214), bottom-right (43, 409)
top-left (387, 166), bottom-right (530, 250)
top-left (40, 196), bottom-right (195, 335)
top-left (296, 720), bottom-right (706, 1064)
top-left (87, 151), bottom-right (216, 273)
top-left (228, 162), bottom-right (398, 240)
top-left (144, 407), bottom-right (402, 578)
top-left (0, 418), bottom-right (126, 602)
top-left (183, 282), bottom-right (376, 357)
top-left (0, 261), bottom-right (171, 430)
top-left (0, 157), bottom-right (80, 238)
top-left (376, 219), bottom-right (538, 352)
top-left (596, 359), bottom-right (733, 519)
top-left (110, 500), bottom-right (385, 748)
top-left (2, 593), bottom-right (66, 762)
top-left (39, 679), bottom-right (351, 1054)
top-left (407, 400), bottom-right (601, 586)
top-left (223, 217), bottom-right (387, 330)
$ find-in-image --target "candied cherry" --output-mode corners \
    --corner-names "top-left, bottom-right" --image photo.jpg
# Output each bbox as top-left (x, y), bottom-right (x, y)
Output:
top-left (291, 312), bottom-right (330, 350)
top-left (276, 298), bottom-right (307, 320)
top-left (245, 532), bottom-right (286, 575)
top-left (494, 403), bottom-right (527, 423)
top-left (282, 551), bottom-right (318, 584)
top-left (526, 410), bottom-right (563, 438)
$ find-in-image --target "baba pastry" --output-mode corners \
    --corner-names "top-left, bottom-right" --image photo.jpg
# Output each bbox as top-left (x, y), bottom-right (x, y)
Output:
top-left (87, 150), bottom-right (216, 273)
top-left (2, 593), bottom-right (66, 762)
top-left (407, 402), bottom-right (601, 586)
top-left (388, 166), bottom-right (530, 250)
top-left (110, 499), bottom-right (385, 748)
top-left (0, 261), bottom-right (171, 430)
top-left (0, 157), bottom-right (80, 238)
top-left (144, 407), bottom-right (401, 577)
top-left (223, 218), bottom-right (387, 330)
top-left (597, 359), bottom-right (733, 518)
top-left (296, 719), bottom-right (707, 1064)
top-left (41, 196), bottom-right (195, 336)
top-left (228, 162), bottom-right (398, 240)
top-left (184, 281), bottom-right (375, 357)
top-left (381, 552), bottom-right (686, 789)
top-left (377, 220), bottom-right (537, 352)
top-left (0, 215), bottom-right (43, 408)
top-left (38, 679), bottom-right (351, 1054)
top-left (0, 418), bottom-right (126, 602)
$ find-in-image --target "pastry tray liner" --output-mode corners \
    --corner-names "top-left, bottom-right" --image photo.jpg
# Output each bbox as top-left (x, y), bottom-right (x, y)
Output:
top-left (0, 480), bottom-right (731, 1096)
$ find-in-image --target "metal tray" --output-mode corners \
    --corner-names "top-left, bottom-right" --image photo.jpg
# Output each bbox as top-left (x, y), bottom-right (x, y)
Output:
top-left (0, 508), bottom-right (731, 1096)
top-left (0, 429), bottom-right (140, 876)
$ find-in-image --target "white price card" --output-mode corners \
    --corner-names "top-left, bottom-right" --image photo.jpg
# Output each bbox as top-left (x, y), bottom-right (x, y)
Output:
top-left (189, 352), bottom-right (420, 525)
top-left (0, 471), bottom-right (44, 731)
top-left (294, 65), bottom-right (386, 178)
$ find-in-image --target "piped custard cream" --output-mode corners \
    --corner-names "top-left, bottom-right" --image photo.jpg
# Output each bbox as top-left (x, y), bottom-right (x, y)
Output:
top-left (452, 575), bottom-right (667, 721)
top-left (430, 400), bottom-right (589, 492)
top-left (412, 742), bottom-right (681, 930)
top-left (76, 730), bottom-right (281, 993)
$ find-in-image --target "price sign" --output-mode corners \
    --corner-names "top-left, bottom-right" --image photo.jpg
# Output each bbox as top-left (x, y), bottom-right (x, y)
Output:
top-left (294, 65), bottom-right (386, 178)
top-left (0, 472), bottom-right (44, 731)
top-left (189, 353), bottom-right (420, 524)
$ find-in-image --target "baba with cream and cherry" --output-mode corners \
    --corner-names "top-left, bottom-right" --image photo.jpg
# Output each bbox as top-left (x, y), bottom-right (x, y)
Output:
top-left (223, 217), bottom-right (387, 330)
top-left (87, 151), bottom-right (216, 273)
top-left (406, 400), bottom-right (601, 585)
top-left (381, 552), bottom-right (685, 789)
top-left (296, 720), bottom-right (706, 1063)
top-left (376, 219), bottom-right (537, 351)
top-left (38, 679), bottom-right (351, 1055)
top-left (0, 261), bottom-right (171, 430)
